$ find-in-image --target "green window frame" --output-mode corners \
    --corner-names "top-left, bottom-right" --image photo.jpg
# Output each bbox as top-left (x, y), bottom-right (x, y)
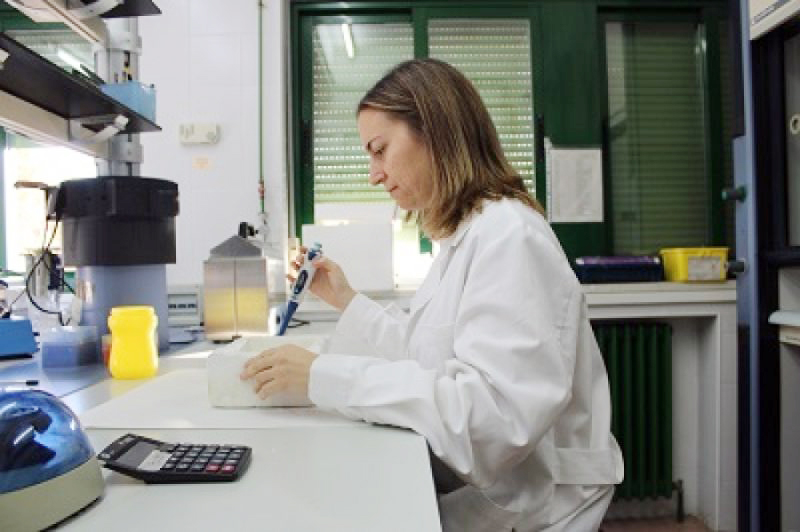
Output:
top-left (290, 0), bottom-right (733, 260)
top-left (291, 2), bottom-right (543, 241)
top-left (598, 8), bottom-right (731, 255)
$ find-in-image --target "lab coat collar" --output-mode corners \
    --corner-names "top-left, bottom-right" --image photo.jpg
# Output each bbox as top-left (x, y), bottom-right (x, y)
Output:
top-left (437, 209), bottom-right (477, 254)
top-left (409, 210), bottom-right (477, 318)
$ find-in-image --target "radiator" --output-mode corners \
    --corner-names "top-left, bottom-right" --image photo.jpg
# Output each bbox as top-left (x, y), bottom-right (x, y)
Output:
top-left (593, 321), bottom-right (674, 500)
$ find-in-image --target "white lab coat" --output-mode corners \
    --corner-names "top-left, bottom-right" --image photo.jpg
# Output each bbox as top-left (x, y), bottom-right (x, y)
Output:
top-left (309, 198), bottom-right (624, 531)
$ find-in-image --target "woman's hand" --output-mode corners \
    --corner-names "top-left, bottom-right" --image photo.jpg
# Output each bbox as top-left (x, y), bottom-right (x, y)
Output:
top-left (240, 345), bottom-right (318, 399)
top-left (290, 247), bottom-right (356, 312)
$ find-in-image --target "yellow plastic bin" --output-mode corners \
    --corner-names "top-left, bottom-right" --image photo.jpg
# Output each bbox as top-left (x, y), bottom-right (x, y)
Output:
top-left (660, 247), bottom-right (729, 282)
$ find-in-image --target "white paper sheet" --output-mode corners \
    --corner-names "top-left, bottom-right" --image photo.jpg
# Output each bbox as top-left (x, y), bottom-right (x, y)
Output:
top-left (545, 138), bottom-right (604, 223)
top-left (79, 369), bottom-right (359, 429)
top-left (207, 335), bottom-right (327, 407)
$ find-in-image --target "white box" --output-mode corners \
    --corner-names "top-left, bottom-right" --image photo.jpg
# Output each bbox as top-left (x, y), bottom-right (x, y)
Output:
top-left (207, 334), bottom-right (328, 407)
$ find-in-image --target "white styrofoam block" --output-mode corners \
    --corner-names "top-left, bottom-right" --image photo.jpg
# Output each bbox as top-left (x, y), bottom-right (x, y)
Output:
top-left (207, 334), bottom-right (328, 408)
top-left (301, 223), bottom-right (394, 292)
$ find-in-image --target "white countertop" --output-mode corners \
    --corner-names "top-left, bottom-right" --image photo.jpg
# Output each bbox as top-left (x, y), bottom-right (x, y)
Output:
top-left (55, 354), bottom-right (441, 531)
top-left (60, 426), bottom-right (439, 532)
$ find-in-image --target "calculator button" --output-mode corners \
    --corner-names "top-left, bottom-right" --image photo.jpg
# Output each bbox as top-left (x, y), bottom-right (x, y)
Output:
top-left (175, 464), bottom-right (190, 471)
top-left (205, 464), bottom-right (221, 472)
top-left (219, 447), bottom-right (232, 453)
top-left (204, 446), bottom-right (218, 453)
top-left (221, 465), bottom-right (236, 473)
top-left (224, 459), bottom-right (238, 465)
top-left (232, 446), bottom-right (247, 452)
top-left (161, 463), bottom-right (176, 471)
top-left (190, 464), bottom-right (206, 472)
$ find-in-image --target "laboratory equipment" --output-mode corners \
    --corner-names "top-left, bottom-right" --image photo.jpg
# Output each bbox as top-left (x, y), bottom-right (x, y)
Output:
top-left (0, 389), bottom-right (104, 532)
top-left (57, 176), bottom-right (179, 351)
top-left (107, 306), bottom-right (158, 379)
top-left (203, 234), bottom-right (270, 342)
top-left (97, 433), bottom-right (251, 483)
top-left (277, 242), bottom-right (322, 336)
top-left (207, 334), bottom-right (328, 407)
top-left (0, 318), bottom-right (37, 360)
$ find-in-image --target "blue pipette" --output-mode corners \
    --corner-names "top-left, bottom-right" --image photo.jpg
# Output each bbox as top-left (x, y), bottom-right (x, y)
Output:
top-left (277, 242), bottom-right (322, 336)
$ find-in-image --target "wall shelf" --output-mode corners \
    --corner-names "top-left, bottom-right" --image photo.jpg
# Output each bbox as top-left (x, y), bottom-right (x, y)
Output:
top-left (100, 0), bottom-right (161, 19)
top-left (0, 32), bottom-right (159, 153)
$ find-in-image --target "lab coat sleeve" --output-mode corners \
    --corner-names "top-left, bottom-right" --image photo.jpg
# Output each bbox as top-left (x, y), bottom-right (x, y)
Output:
top-left (310, 218), bottom-right (576, 489)
top-left (332, 292), bottom-right (410, 360)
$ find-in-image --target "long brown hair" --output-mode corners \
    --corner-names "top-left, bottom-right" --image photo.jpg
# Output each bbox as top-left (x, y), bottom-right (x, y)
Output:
top-left (357, 58), bottom-right (544, 239)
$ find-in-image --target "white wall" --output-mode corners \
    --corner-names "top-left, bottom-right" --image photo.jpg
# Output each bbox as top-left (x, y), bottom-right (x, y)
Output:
top-left (138, 0), bottom-right (288, 289)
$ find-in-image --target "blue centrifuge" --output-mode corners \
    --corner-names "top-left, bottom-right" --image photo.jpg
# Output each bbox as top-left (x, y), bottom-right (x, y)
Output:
top-left (0, 389), bottom-right (104, 531)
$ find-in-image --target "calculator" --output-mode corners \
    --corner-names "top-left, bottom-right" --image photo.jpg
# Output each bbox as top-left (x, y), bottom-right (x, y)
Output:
top-left (96, 433), bottom-right (251, 483)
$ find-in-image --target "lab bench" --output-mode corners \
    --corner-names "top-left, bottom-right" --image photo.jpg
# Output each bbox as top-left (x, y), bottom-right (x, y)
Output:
top-left (7, 334), bottom-right (438, 531)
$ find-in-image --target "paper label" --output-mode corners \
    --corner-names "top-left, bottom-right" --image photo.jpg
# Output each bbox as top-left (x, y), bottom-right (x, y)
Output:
top-left (687, 257), bottom-right (722, 281)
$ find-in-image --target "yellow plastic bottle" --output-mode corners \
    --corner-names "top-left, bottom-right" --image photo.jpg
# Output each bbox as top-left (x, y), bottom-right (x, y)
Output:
top-left (108, 306), bottom-right (159, 379)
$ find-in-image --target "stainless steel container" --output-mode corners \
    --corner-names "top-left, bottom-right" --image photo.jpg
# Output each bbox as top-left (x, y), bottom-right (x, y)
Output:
top-left (203, 236), bottom-right (270, 341)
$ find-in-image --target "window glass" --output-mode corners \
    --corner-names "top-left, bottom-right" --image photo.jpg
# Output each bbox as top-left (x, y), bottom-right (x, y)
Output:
top-left (3, 132), bottom-right (96, 273)
top-left (605, 22), bottom-right (709, 254)
top-left (312, 22), bottom-right (414, 213)
top-left (310, 21), bottom-right (424, 285)
top-left (429, 19), bottom-right (535, 193)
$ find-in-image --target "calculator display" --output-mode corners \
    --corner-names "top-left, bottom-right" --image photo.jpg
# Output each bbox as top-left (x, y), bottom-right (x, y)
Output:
top-left (116, 441), bottom-right (158, 469)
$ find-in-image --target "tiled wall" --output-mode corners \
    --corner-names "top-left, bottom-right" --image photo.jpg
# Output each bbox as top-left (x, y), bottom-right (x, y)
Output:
top-left (139, 0), bottom-right (288, 288)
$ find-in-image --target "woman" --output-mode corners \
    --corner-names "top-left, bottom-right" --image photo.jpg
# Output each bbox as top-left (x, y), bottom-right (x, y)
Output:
top-left (241, 58), bottom-right (623, 531)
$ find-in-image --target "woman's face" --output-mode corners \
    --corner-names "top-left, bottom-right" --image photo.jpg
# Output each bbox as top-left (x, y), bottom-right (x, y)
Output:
top-left (357, 108), bottom-right (434, 211)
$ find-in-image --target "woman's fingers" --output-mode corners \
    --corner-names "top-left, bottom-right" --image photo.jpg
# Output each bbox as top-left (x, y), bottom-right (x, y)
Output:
top-left (240, 349), bottom-right (275, 378)
top-left (239, 345), bottom-right (317, 399)
top-left (255, 376), bottom-right (286, 399)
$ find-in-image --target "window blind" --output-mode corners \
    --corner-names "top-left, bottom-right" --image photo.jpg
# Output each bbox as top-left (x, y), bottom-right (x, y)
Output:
top-left (606, 22), bottom-right (709, 254)
top-left (429, 19), bottom-right (535, 193)
top-left (312, 22), bottom-right (413, 207)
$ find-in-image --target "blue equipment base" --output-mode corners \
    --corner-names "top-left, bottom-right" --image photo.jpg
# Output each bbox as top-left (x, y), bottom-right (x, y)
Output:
top-left (0, 318), bottom-right (37, 359)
